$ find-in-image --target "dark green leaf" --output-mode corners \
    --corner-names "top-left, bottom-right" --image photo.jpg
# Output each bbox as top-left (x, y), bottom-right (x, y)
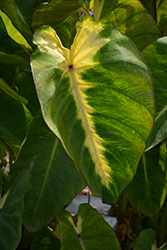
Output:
top-left (94, 0), bottom-right (161, 51)
top-left (157, 1), bottom-right (167, 32)
top-left (12, 111), bottom-right (86, 232)
top-left (57, 204), bottom-right (121, 250)
top-left (134, 229), bottom-right (157, 250)
top-left (14, 72), bottom-right (40, 116)
top-left (0, 62), bottom-right (14, 85)
top-left (125, 142), bottom-right (167, 217)
top-left (55, 12), bottom-right (79, 49)
top-left (0, 169), bottom-right (31, 250)
top-left (31, 0), bottom-right (82, 31)
top-left (0, 28), bottom-right (30, 70)
top-left (142, 37), bottom-right (167, 150)
top-left (0, 89), bottom-right (32, 145)
top-left (30, 227), bottom-right (61, 250)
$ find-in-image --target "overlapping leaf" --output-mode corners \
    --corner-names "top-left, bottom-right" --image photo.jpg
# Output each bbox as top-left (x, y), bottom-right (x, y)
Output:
top-left (0, 169), bottom-right (31, 250)
top-left (31, 16), bottom-right (155, 203)
top-left (13, 72), bottom-right (40, 116)
top-left (157, 0), bottom-right (167, 33)
top-left (125, 141), bottom-right (167, 217)
top-left (0, 27), bottom-right (30, 70)
top-left (142, 37), bottom-right (167, 150)
top-left (134, 229), bottom-right (157, 250)
top-left (0, 85), bottom-right (32, 145)
top-left (31, 0), bottom-right (82, 31)
top-left (30, 227), bottom-right (61, 250)
top-left (0, 0), bottom-right (33, 45)
top-left (57, 204), bottom-right (121, 250)
top-left (94, 0), bottom-right (161, 51)
top-left (12, 112), bottom-right (86, 232)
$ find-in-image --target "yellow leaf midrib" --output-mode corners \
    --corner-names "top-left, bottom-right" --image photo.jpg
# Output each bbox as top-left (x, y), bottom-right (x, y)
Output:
top-left (69, 69), bottom-right (112, 187)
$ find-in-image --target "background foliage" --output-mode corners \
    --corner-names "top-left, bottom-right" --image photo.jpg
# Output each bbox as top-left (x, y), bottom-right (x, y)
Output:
top-left (0, 0), bottom-right (167, 249)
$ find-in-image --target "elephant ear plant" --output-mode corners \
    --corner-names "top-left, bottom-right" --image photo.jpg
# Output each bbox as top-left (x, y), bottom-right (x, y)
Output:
top-left (0, 0), bottom-right (167, 249)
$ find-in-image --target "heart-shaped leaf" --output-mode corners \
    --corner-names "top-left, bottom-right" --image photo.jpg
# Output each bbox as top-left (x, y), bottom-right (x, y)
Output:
top-left (31, 16), bottom-right (155, 203)
top-left (57, 203), bottom-right (121, 250)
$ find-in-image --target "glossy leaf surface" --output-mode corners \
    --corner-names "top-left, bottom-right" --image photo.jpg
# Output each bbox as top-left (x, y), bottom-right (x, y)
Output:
top-left (94, 0), bottom-right (161, 51)
top-left (134, 229), bottom-right (157, 250)
top-left (31, 16), bottom-right (155, 203)
top-left (125, 141), bottom-right (167, 217)
top-left (31, 0), bottom-right (82, 31)
top-left (0, 169), bottom-right (31, 250)
top-left (57, 203), bottom-right (121, 250)
top-left (12, 112), bottom-right (86, 232)
top-left (143, 37), bottom-right (167, 150)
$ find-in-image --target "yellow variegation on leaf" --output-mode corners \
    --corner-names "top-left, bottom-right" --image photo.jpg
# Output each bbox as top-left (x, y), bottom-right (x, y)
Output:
top-left (31, 16), bottom-right (155, 203)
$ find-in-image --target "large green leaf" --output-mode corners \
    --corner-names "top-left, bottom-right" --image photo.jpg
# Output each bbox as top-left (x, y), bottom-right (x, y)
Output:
top-left (0, 86), bottom-right (32, 145)
top-left (0, 169), bottom-right (31, 250)
top-left (12, 112), bottom-right (86, 232)
top-left (94, 0), bottom-right (161, 51)
top-left (142, 37), bottom-right (167, 150)
top-left (134, 229), bottom-right (157, 250)
top-left (0, 0), bottom-right (33, 45)
top-left (125, 141), bottom-right (167, 217)
top-left (31, 16), bottom-right (155, 203)
top-left (31, 0), bottom-right (82, 31)
top-left (57, 204), bottom-right (121, 250)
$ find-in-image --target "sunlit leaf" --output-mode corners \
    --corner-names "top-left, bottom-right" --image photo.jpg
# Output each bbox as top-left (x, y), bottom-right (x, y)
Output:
top-left (12, 112), bottom-right (86, 232)
top-left (31, 16), bottom-right (155, 203)
top-left (134, 229), bottom-right (157, 250)
top-left (0, 169), bottom-right (31, 250)
top-left (125, 141), bottom-right (167, 217)
top-left (0, 10), bottom-right (32, 55)
top-left (0, 0), bottom-right (33, 45)
top-left (94, 0), bottom-right (161, 51)
top-left (142, 37), bottom-right (167, 150)
top-left (57, 204), bottom-right (121, 250)
top-left (31, 0), bottom-right (82, 31)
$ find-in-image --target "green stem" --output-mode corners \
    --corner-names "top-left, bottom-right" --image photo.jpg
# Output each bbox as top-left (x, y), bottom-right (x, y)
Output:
top-left (150, 0), bottom-right (157, 23)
